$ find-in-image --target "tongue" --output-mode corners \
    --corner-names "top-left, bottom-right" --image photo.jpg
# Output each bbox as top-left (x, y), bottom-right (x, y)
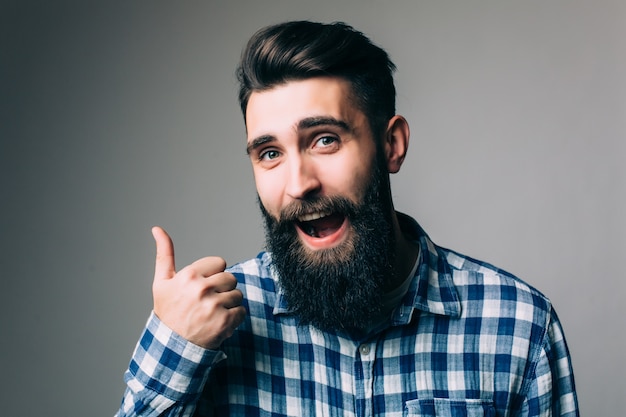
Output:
top-left (307, 213), bottom-right (344, 238)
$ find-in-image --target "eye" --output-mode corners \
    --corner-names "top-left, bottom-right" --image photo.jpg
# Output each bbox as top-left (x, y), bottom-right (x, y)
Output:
top-left (259, 149), bottom-right (280, 161)
top-left (314, 135), bottom-right (338, 148)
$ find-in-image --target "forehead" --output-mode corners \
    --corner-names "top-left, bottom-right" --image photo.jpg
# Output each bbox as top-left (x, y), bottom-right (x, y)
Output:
top-left (245, 77), bottom-right (361, 138)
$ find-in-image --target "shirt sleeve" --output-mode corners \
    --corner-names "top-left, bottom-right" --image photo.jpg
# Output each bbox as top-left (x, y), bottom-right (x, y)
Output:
top-left (520, 307), bottom-right (579, 417)
top-left (115, 312), bottom-right (226, 417)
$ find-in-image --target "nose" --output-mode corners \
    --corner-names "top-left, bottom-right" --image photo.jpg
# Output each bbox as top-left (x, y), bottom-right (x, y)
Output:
top-left (285, 155), bottom-right (321, 200)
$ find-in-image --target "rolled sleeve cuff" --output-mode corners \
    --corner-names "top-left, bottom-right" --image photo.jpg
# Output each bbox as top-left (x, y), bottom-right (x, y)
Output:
top-left (125, 311), bottom-right (226, 402)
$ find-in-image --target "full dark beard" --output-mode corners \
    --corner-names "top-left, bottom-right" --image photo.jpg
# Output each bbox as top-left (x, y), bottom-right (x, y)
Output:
top-left (259, 155), bottom-right (396, 333)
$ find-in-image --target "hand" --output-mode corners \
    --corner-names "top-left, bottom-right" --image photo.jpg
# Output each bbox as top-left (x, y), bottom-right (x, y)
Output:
top-left (151, 226), bottom-right (246, 350)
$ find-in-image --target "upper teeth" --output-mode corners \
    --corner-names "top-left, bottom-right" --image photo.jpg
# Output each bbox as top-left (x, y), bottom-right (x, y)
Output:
top-left (298, 211), bottom-right (330, 222)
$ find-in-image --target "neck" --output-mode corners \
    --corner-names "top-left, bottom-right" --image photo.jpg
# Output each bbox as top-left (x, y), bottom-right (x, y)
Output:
top-left (386, 210), bottom-right (420, 292)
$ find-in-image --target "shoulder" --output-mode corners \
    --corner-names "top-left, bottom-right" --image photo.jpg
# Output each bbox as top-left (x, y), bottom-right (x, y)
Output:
top-left (399, 213), bottom-right (552, 323)
top-left (441, 246), bottom-right (553, 326)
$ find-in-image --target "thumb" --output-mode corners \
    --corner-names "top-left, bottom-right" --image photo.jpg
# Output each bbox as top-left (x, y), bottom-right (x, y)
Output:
top-left (152, 226), bottom-right (176, 280)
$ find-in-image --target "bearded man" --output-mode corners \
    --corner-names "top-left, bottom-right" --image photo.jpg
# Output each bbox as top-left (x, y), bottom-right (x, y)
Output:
top-left (117, 21), bottom-right (578, 417)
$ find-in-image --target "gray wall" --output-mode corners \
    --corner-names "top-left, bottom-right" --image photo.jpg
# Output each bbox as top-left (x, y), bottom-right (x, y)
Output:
top-left (2, 1), bottom-right (624, 415)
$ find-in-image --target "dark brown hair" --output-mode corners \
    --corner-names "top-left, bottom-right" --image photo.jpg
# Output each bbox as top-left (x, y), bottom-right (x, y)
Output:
top-left (237, 21), bottom-right (397, 138)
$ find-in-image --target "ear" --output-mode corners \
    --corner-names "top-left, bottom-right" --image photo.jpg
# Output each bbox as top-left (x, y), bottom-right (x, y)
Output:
top-left (383, 115), bottom-right (410, 174)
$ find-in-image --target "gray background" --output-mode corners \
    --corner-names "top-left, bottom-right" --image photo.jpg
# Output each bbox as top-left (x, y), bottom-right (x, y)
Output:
top-left (1, 1), bottom-right (624, 415)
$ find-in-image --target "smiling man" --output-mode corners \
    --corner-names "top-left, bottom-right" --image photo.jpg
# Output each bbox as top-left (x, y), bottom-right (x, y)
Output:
top-left (247, 76), bottom-right (417, 334)
top-left (117, 21), bottom-right (579, 416)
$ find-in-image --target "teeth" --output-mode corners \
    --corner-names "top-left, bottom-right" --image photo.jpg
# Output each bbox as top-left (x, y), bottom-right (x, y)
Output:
top-left (298, 211), bottom-right (330, 222)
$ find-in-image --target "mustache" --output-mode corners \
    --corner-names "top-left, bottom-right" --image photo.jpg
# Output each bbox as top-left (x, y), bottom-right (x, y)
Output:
top-left (274, 196), bottom-right (358, 223)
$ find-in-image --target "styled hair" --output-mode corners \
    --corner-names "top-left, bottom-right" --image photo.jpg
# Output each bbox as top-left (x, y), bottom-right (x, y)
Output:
top-left (237, 20), bottom-right (397, 138)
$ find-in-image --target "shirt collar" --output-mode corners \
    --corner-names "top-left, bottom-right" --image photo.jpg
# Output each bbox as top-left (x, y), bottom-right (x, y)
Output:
top-left (271, 213), bottom-right (462, 321)
top-left (390, 213), bottom-right (462, 325)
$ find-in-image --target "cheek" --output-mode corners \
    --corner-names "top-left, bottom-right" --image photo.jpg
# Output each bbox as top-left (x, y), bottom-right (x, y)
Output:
top-left (321, 155), bottom-right (373, 200)
top-left (254, 170), bottom-right (283, 215)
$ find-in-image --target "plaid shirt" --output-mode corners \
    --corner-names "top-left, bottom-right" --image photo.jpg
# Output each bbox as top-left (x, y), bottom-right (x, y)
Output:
top-left (117, 215), bottom-right (578, 416)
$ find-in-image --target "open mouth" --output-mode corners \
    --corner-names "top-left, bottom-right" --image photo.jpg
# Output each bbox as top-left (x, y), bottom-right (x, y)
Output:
top-left (296, 211), bottom-right (346, 239)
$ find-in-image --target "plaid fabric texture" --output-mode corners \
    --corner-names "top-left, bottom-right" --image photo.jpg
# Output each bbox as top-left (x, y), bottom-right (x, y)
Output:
top-left (117, 215), bottom-right (578, 416)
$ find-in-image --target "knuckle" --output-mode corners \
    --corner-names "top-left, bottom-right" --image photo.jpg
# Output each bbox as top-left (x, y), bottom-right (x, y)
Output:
top-left (203, 298), bottom-right (219, 314)
top-left (176, 267), bottom-right (195, 281)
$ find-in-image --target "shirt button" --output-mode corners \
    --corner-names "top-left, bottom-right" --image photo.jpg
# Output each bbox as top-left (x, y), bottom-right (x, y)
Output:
top-left (360, 344), bottom-right (370, 355)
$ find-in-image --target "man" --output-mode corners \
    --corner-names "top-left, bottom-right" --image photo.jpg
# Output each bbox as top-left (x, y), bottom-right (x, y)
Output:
top-left (117, 21), bottom-right (578, 416)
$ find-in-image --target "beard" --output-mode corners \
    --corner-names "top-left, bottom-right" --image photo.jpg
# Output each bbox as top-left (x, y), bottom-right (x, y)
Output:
top-left (259, 153), bottom-right (397, 333)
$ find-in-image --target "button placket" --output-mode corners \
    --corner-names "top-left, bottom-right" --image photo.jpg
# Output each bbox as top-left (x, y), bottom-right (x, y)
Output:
top-left (355, 342), bottom-right (375, 417)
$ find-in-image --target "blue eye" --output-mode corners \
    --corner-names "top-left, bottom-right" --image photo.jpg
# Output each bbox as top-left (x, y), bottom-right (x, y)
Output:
top-left (316, 136), bottom-right (337, 147)
top-left (260, 149), bottom-right (280, 160)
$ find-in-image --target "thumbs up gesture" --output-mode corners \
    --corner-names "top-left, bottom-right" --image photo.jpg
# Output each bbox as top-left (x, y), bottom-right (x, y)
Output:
top-left (151, 226), bottom-right (246, 350)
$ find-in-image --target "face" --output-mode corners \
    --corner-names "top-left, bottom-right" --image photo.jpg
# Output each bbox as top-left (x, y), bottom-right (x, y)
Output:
top-left (245, 77), bottom-right (397, 332)
top-left (246, 77), bottom-right (378, 251)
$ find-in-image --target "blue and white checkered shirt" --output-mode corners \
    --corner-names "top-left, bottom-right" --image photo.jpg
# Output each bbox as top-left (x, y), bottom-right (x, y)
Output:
top-left (117, 215), bottom-right (578, 416)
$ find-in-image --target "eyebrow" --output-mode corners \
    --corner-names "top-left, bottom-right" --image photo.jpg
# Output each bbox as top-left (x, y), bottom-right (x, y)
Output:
top-left (246, 116), bottom-right (352, 155)
top-left (297, 116), bottom-right (351, 132)
top-left (246, 135), bottom-right (275, 156)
